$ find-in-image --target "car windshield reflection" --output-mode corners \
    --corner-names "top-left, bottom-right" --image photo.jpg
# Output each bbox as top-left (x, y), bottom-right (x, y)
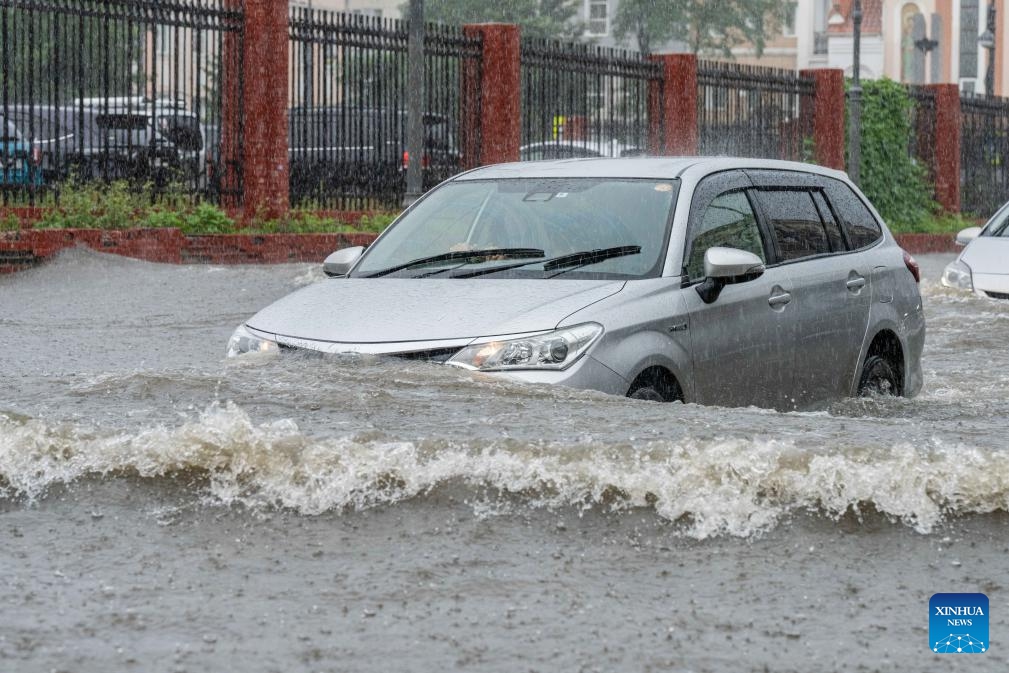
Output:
top-left (352, 178), bottom-right (679, 280)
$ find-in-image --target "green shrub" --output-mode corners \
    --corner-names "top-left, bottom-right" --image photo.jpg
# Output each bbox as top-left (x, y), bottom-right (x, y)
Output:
top-left (180, 202), bottom-right (235, 234)
top-left (358, 212), bottom-right (398, 232)
top-left (0, 213), bottom-right (20, 231)
top-left (847, 78), bottom-right (934, 230)
top-left (141, 209), bottom-right (185, 229)
top-left (36, 180), bottom-right (151, 229)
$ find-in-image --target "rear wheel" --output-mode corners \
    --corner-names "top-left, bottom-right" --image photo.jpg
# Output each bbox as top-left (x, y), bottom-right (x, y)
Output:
top-left (857, 355), bottom-right (899, 397)
top-left (628, 385), bottom-right (667, 402)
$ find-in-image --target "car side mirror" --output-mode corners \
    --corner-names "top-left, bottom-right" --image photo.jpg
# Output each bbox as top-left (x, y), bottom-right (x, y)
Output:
top-left (955, 226), bottom-right (982, 246)
top-left (695, 247), bottom-right (765, 304)
top-left (323, 246), bottom-right (365, 277)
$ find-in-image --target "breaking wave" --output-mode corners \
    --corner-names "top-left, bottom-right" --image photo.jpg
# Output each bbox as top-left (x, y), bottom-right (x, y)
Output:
top-left (2, 403), bottom-right (1008, 539)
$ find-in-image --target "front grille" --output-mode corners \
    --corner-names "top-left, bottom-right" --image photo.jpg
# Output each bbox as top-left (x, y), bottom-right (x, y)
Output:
top-left (278, 342), bottom-right (460, 363)
top-left (985, 291), bottom-right (1009, 300)
top-left (391, 347), bottom-right (462, 364)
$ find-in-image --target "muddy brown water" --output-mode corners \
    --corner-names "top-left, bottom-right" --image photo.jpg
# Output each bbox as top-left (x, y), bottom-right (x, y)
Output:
top-left (1, 250), bottom-right (1007, 672)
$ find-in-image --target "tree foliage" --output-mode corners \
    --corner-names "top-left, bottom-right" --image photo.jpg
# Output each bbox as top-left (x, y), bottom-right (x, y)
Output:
top-left (613, 0), bottom-right (788, 56)
top-left (848, 78), bottom-right (933, 228)
top-left (413, 0), bottom-right (583, 39)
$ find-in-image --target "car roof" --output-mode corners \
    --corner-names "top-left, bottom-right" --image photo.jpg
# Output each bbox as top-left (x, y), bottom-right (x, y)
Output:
top-left (454, 156), bottom-right (850, 182)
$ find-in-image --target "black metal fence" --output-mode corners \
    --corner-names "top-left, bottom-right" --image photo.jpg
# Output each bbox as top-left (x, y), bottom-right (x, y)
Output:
top-left (519, 39), bottom-right (658, 161)
top-left (288, 9), bottom-right (481, 210)
top-left (697, 61), bottom-right (814, 161)
top-left (960, 94), bottom-right (1009, 218)
top-left (0, 0), bottom-right (244, 205)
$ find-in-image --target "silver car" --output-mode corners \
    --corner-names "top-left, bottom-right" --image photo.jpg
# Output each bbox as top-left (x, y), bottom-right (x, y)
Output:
top-left (942, 200), bottom-right (1009, 298)
top-left (228, 158), bottom-right (925, 409)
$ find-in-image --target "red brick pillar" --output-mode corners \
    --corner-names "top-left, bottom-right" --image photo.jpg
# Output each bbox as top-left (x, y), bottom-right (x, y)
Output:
top-left (927, 83), bottom-right (962, 213)
top-left (462, 24), bottom-right (521, 167)
top-left (799, 69), bottom-right (845, 170)
top-left (240, 0), bottom-right (290, 218)
top-left (647, 54), bottom-right (697, 156)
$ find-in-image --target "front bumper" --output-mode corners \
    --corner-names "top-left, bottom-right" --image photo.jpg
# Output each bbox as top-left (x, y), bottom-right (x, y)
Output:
top-left (243, 325), bottom-right (629, 397)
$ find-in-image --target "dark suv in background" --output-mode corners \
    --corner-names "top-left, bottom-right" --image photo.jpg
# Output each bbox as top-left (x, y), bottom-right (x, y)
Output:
top-left (288, 106), bottom-right (459, 204)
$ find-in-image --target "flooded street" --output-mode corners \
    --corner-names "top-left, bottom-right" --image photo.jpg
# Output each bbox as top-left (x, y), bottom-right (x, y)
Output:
top-left (2, 250), bottom-right (1008, 672)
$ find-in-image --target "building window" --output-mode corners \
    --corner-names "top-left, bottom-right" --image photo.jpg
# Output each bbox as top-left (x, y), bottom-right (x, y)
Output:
top-left (782, 2), bottom-right (797, 37)
top-left (813, 0), bottom-right (830, 54)
top-left (960, 0), bottom-right (979, 78)
top-left (586, 0), bottom-right (608, 36)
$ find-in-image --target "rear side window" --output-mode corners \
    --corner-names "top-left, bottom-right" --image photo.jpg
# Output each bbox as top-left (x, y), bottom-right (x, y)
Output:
top-left (753, 189), bottom-right (829, 262)
top-left (686, 190), bottom-right (765, 279)
top-left (812, 191), bottom-right (846, 252)
top-left (823, 179), bottom-right (883, 249)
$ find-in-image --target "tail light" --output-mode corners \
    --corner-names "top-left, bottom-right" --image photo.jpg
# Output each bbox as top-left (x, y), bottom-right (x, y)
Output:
top-left (903, 249), bottom-right (920, 284)
top-left (402, 151), bottom-right (431, 169)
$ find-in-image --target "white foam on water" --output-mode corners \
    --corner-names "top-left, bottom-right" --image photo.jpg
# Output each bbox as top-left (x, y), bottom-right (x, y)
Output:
top-left (2, 403), bottom-right (1009, 539)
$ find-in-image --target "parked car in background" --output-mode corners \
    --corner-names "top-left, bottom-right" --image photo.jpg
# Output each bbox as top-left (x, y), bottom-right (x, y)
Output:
top-left (5, 98), bottom-right (206, 188)
top-left (228, 157), bottom-right (924, 409)
top-left (288, 106), bottom-right (459, 203)
top-left (942, 200), bottom-right (1009, 298)
top-left (519, 139), bottom-right (645, 161)
top-left (0, 116), bottom-right (43, 187)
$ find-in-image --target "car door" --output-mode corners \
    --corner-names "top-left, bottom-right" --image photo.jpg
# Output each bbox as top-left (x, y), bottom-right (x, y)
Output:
top-left (747, 170), bottom-right (872, 403)
top-left (680, 170), bottom-right (798, 409)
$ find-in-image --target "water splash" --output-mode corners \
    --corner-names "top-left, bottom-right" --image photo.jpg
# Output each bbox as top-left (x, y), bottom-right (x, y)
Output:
top-left (3, 403), bottom-right (1008, 539)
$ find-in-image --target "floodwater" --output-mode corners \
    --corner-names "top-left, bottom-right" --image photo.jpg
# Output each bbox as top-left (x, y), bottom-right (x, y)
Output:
top-left (1, 249), bottom-right (1007, 672)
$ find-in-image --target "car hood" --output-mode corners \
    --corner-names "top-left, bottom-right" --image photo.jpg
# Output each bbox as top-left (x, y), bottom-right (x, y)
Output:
top-left (247, 278), bottom-right (625, 344)
top-left (962, 238), bottom-right (1009, 273)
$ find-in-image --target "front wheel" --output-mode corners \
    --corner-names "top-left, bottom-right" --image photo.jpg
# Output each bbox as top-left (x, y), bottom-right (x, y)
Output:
top-left (857, 355), bottom-right (900, 397)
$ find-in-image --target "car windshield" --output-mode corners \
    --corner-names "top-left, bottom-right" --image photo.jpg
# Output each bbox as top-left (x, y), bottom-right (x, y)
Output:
top-left (984, 205), bottom-right (1009, 237)
top-left (353, 178), bottom-right (678, 279)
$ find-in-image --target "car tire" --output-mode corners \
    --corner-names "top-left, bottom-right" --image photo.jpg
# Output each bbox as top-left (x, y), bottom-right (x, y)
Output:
top-left (628, 385), bottom-right (667, 402)
top-left (857, 355), bottom-right (899, 397)
top-left (627, 370), bottom-right (683, 403)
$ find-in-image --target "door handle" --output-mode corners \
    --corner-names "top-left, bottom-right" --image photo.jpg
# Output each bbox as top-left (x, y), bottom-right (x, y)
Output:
top-left (768, 291), bottom-right (792, 307)
top-left (846, 277), bottom-right (866, 291)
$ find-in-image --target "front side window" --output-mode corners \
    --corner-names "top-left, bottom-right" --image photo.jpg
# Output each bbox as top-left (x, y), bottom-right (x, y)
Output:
top-left (353, 178), bottom-right (678, 279)
top-left (685, 190), bottom-right (765, 279)
top-left (754, 189), bottom-right (830, 262)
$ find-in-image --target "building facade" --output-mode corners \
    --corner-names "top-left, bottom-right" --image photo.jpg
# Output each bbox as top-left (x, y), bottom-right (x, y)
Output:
top-left (732, 0), bottom-right (1007, 95)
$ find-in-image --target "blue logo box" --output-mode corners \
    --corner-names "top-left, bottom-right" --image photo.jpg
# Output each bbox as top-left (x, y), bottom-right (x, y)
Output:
top-left (930, 593), bottom-right (989, 653)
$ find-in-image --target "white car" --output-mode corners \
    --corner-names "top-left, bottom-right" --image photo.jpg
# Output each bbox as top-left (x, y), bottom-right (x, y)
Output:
top-left (942, 202), bottom-right (1009, 298)
top-left (519, 140), bottom-right (645, 161)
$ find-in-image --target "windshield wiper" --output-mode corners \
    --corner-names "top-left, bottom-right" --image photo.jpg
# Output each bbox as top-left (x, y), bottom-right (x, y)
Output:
top-left (449, 245), bottom-right (641, 279)
top-left (362, 248), bottom-right (545, 278)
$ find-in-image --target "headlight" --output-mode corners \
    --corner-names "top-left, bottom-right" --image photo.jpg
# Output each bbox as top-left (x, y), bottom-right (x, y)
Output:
top-left (447, 323), bottom-right (602, 371)
top-left (226, 324), bottom-right (279, 358)
top-left (941, 259), bottom-right (973, 291)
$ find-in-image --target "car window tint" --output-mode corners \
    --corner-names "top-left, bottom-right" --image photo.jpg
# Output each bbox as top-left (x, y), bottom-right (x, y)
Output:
top-left (823, 179), bottom-right (882, 249)
top-left (755, 189), bottom-right (829, 262)
top-left (813, 191), bottom-right (846, 252)
top-left (686, 190), bottom-right (765, 279)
